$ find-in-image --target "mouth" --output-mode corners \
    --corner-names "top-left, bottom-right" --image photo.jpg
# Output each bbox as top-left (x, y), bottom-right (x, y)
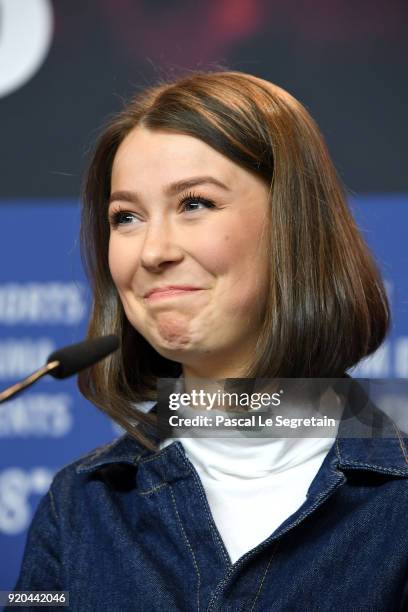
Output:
top-left (144, 288), bottom-right (204, 301)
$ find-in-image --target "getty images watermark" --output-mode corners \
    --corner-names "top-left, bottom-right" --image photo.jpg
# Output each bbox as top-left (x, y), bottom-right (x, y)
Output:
top-left (155, 378), bottom-right (408, 439)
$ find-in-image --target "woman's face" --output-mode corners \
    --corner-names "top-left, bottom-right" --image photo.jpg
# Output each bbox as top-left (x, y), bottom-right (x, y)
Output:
top-left (108, 126), bottom-right (270, 378)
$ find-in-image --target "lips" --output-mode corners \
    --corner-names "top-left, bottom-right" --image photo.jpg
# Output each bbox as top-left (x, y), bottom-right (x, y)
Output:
top-left (144, 286), bottom-right (202, 299)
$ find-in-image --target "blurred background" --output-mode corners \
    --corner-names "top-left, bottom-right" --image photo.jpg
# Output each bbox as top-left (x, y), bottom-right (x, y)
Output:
top-left (0, 0), bottom-right (407, 595)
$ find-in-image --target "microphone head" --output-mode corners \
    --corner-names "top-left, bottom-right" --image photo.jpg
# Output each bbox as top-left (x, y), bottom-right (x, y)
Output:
top-left (47, 335), bottom-right (119, 379)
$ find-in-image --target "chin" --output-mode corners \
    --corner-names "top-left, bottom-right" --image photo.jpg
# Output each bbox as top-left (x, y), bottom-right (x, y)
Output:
top-left (153, 342), bottom-right (211, 365)
top-left (154, 343), bottom-right (195, 361)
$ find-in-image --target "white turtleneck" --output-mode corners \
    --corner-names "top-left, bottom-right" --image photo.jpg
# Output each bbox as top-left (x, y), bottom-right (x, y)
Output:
top-left (156, 384), bottom-right (344, 565)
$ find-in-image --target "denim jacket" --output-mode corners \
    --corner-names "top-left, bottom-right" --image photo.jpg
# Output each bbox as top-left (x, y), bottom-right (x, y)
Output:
top-left (10, 380), bottom-right (408, 611)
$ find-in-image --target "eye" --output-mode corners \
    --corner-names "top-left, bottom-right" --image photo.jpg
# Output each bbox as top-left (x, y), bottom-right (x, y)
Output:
top-left (108, 209), bottom-right (140, 227)
top-left (179, 191), bottom-right (216, 213)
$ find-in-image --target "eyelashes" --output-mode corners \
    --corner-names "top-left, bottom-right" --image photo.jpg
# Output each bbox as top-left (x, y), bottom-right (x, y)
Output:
top-left (109, 210), bottom-right (135, 227)
top-left (179, 191), bottom-right (216, 213)
top-left (108, 191), bottom-right (216, 228)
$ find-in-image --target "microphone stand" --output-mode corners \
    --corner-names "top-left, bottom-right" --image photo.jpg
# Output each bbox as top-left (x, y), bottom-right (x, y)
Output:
top-left (0, 360), bottom-right (60, 404)
top-left (0, 334), bottom-right (119, 405)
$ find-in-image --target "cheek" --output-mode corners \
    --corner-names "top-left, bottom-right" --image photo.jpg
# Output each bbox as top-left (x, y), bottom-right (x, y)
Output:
top-left (194, 219), bottom-right (256, 275)
top-left (194, 234), bottom-right (236, 274)
top-left (201, 215), bottom-right (267, 277)
top-left (108, 236), bottom-right (134, 288)
top-left (202, 218), bottom-right (268, 311)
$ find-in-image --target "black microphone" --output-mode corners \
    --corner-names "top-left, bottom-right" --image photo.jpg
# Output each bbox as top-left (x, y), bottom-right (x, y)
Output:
top-left (0, 335), bottom-right (119, 404)
top-left (46, 335), bottom-right (119, 379)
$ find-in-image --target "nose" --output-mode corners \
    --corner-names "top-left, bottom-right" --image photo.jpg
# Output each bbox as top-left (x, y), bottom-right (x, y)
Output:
top-left (140, 218), bottom-right (184, 271)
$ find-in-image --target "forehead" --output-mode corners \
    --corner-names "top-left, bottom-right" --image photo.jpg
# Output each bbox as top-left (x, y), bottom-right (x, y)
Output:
top-left (111, 126), bottom-right (239, 185)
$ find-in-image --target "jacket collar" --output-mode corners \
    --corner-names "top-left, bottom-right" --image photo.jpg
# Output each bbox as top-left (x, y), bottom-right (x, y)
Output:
top-left (76, 378), bottom-right (408, 477)
top-left (334, 378), bottom-right (408, 475)
top-left (76, 433), bottom-right (147, 473)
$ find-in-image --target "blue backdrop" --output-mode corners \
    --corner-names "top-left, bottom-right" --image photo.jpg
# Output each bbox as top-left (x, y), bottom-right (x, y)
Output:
top-left (0, 196), bottom-right (407, 593)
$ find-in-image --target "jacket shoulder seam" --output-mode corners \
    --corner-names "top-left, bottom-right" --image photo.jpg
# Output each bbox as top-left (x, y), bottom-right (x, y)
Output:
top-left (391, 421), bottom-right (408, 465)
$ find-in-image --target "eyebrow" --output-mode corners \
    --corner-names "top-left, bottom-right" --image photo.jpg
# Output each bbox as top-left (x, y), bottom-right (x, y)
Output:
top-left (109, 175), bottom-right (230, 205)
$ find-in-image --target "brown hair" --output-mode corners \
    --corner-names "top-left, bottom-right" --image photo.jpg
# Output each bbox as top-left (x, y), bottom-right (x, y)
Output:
top-left (78, 69), bottom-right (390, 450)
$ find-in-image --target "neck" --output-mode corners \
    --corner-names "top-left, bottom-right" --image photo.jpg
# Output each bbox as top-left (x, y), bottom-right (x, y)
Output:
top-left (181, 366), bottom-right (246, 412)
top-left (183, 365), bottom-right (246, 380)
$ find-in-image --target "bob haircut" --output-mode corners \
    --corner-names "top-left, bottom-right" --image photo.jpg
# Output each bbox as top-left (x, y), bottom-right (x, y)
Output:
top-left (79, 70), bottom-right (390, 450)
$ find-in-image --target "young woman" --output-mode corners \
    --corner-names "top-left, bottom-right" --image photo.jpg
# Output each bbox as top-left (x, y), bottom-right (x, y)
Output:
top-left (12, 71), bottom-right (408, 611)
